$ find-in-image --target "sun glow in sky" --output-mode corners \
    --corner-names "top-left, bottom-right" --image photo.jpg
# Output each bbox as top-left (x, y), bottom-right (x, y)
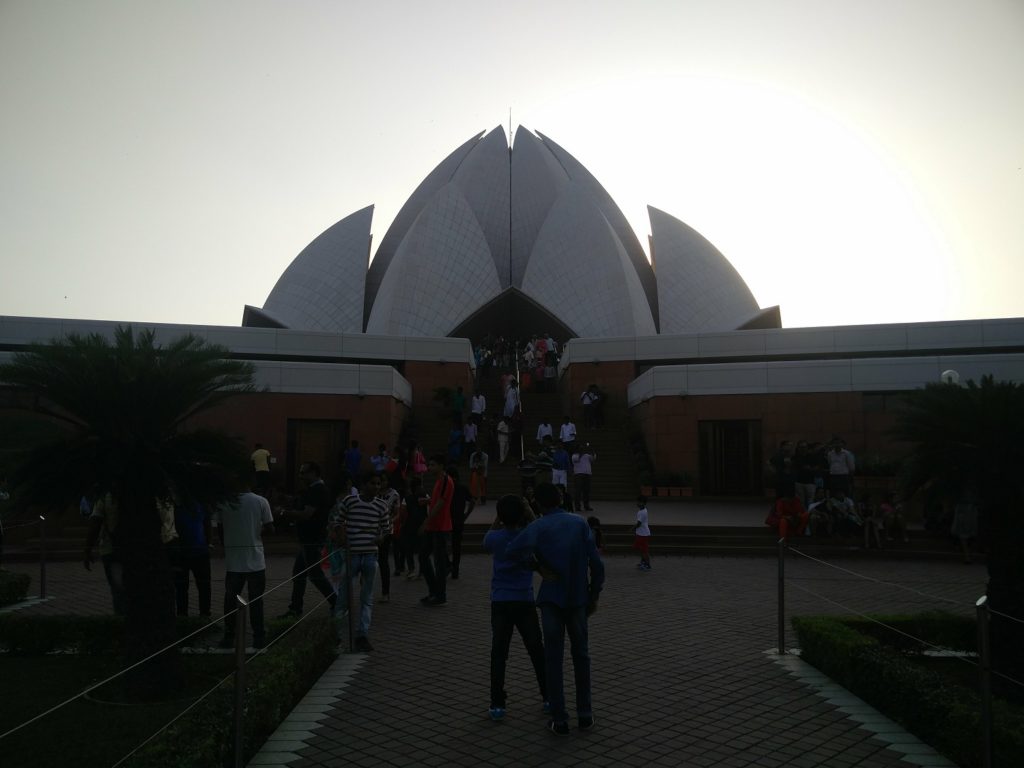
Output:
top-left (1, 0), bottom-right (1022, 332)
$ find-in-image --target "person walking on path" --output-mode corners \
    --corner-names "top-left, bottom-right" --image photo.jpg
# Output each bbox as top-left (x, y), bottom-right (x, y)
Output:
top-left (469, 447), bottom-right (489, 505)
top-left (418, 456), bottom-right (454, 605)
top-left (214, 479), bottom-right (274, 649)
top-left (344, 441), bottom-right (363, 480)
top-left (483, 494), bottom-right (547, 721)
top-left (332, 472), bottom-right (389, 652)
top-left (401, 477), bottom-right (427, 578)
top-left (634, 496), bottom-right (652, 571)
top-left (376, 472), bottom-right (402, 602)
top-left (448, 466), bottom-right (475, 579)
top-left (172, 499), bottom-right (212, 617)
top-left (471, 389), bottom-right (486, 417)
top-left (283, 462), bottom-right (337, 617)
top-left (571, 443), bottom-right (596, 512)
top-left (505, 482), bottom-right (605, 736)
top-left (559, 415), bottom-right (577, 452)
top-left (496, 417), bottom-right (510, 464)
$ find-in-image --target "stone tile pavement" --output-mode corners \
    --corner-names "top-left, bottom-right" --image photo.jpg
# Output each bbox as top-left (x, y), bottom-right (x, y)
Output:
top-left (3, 547), bottom-right (988, 767)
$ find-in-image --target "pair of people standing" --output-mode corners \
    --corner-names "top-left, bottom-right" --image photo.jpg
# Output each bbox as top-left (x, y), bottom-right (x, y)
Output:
top-left (485, 483), bottom-right (605, 735)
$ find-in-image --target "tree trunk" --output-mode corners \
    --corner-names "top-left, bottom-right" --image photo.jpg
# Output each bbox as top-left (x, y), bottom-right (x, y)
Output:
top-left (118, 490), bottom-right (182, 700)
top-left (983, 497), bottom-right (1024, 693)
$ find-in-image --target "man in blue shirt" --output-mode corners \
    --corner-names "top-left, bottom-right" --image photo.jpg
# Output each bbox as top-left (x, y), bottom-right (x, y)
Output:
top-left (505, 482), bottom-right (605, 735)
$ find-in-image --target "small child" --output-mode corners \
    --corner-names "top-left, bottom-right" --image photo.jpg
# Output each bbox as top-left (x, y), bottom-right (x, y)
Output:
top-left (482, 494), bottom-right (547, 722)
top-left (634, 496), bottom-right (651, 570)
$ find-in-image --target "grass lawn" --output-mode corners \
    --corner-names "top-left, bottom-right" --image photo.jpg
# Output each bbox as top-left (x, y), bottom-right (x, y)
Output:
top-left (0, 654), bottom-right (238, 768)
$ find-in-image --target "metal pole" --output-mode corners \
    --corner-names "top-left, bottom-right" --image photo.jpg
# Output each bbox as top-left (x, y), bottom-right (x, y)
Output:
top-left (976, 596), bottom-right (992, 768)
top-left (39, 515), bottom-right (47, 599)
top-left (233, 594), bottom-right (248, 768)
top-left (777, 537), bottom-right (786, 655)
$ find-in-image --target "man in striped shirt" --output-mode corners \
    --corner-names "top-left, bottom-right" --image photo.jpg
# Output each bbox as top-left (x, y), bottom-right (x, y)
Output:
top-left (331, 473), bottom-right (389, 652)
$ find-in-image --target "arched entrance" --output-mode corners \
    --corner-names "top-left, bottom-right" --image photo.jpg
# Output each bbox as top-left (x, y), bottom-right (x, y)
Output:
top-left (449, 288), bottom-right (576, 342)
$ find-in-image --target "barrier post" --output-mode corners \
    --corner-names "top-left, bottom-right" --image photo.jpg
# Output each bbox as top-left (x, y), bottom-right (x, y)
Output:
top-left (233, 595), bottom-right (248, 768)
top-left (39, 515), bottom-right (47, 599)
top-left (976, 596), bottom-right (992, 768)
top-left (777, 538), bottom-right (786, 655)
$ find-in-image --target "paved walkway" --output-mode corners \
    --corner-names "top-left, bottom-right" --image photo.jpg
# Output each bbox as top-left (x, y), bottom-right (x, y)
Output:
top-left (3, 522), bottom-right (985, 767)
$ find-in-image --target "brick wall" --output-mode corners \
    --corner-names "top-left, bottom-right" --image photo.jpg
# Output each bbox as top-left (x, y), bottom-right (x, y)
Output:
top-left (632, 391), bottom-right (903, 488)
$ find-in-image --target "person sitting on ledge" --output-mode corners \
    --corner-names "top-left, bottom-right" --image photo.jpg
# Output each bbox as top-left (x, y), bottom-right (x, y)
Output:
top-left (766, 491), bottom-right (808, 541)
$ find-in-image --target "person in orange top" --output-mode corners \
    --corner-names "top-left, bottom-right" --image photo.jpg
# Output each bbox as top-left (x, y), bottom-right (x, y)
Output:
top-left (418, 455), bottom-right (454, 606)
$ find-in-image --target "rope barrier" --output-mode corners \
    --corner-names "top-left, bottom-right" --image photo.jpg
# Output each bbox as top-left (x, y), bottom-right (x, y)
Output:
top-left (245, 588), bottom-right (335, 662)
top-left (992, 669), bottom-right (1024, 693)
top-left (0, 518), bottom-right (46, 531)
top-left (787, 545), bottom-right (964, 607)
top-left (786, 580), bottom-right (980, 671)
top-left (0, 546), bottom-right (335, 742)
top-left (988, 607), bottom-right (1024, 627)
top-left (106, 588), bottom-right (337, 768)
top-left (107, 668), bottom-right (237, 768)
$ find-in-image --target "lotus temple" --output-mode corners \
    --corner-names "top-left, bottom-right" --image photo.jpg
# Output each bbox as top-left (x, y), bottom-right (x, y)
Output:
top-left (3, 126), bottom-right (1024, 496)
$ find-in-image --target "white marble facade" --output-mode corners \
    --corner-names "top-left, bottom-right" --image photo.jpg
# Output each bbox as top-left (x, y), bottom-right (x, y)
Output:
top-left (248, 127), bottom-right (769, 338)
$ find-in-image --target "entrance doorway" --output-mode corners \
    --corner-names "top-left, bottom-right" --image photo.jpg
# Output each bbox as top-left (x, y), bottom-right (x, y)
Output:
top-left (286, 419), bottom-right (349, 492)
top-left (698, 419), bottom-right (763, 496)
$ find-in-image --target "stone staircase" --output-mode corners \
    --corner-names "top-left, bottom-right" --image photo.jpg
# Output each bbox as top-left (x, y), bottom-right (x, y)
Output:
top-left (461, 372), bottom-right (639, 501)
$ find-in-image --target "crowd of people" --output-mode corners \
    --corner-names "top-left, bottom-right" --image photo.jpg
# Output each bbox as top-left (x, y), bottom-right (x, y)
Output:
top-left (765, 437), bottom-right (909, 549)
top-left (74, 337), bottom-right (622, 732)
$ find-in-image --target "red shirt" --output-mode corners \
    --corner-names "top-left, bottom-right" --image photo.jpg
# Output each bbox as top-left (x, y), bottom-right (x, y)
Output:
top-left (425, 474), bottom-right (454, 532)
top-left (775, 496), bottom-right (807, 520)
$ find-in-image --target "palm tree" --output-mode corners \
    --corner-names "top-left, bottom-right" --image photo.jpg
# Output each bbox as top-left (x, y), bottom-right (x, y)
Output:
top-left (0, 326), bottom-right (256, 694)
top-left (891, 375), bottom-right (1024, 682)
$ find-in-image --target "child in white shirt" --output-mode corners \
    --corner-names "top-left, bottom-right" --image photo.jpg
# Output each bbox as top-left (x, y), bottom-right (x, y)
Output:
top-left (634, 496), bottom-right (651, 571)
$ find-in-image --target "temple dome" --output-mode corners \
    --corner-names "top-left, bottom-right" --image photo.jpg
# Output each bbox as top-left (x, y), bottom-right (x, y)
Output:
top-left (245, 127), bottom-right (776, 338)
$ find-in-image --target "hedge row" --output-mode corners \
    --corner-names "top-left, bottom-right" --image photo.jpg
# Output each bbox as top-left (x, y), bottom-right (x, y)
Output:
top-left (0, 570), bottom-right (31, 607)
top-left (792, 614), bottom-right (1024, 768)
top-left (128, 613), bottom-right (337, 768)
top-left (0, 614), bottom-right (212, 655)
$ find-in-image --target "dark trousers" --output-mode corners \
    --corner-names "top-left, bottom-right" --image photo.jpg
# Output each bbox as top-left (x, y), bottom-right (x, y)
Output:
top-left (173, 550), bottom-right (211, 616)
top-left (540, 604), bottom-right (592, 723)
top-left (102, 554), bottom-right (127, 616)
top-left (377, 536), bottom-right (392, 596)
top-left (490, 601), bottom-right (547, 708)
top-left (419, 531), bottom-right (450, 600)
top-left (451, 526), bottom-right (464, 577)
top-left (574, 474), bottom-right (592, 510)
top-left (288, 543), bottom-right (336, 614)
top-left (223, 570), bottom-right (266, 641)
top-left (397, 532), bottom-right (416, 572)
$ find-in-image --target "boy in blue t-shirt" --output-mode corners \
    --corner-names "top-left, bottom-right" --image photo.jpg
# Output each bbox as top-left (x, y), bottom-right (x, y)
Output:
top-left (482, 494), bottom-right (548, 721)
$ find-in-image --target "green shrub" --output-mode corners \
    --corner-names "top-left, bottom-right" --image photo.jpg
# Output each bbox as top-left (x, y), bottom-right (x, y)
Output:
top-left (0, 614), bottom-right (212, 655)
top-left (0, 570), bottom-right (31, 607)
top-left (792, 614), bottom-right (1024, 768)
top-left (128, 613), bottom-right (337, 768)
top-left (841, 612), bottom-right (976, 655)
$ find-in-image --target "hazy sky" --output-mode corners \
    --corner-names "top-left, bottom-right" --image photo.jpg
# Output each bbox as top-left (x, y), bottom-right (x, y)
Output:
top-left (2, 0), bottom-right (1022, 332)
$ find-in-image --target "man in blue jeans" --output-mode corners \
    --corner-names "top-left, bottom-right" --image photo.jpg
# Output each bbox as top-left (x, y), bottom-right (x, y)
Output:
top-left (331, 472), bottom-right (389, 652)
top-left (505, 482), bottom-right (605, 735)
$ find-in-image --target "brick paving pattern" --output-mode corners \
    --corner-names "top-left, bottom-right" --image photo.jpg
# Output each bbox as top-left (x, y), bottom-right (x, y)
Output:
top-left (4, 548), bottom-right (987, 767)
